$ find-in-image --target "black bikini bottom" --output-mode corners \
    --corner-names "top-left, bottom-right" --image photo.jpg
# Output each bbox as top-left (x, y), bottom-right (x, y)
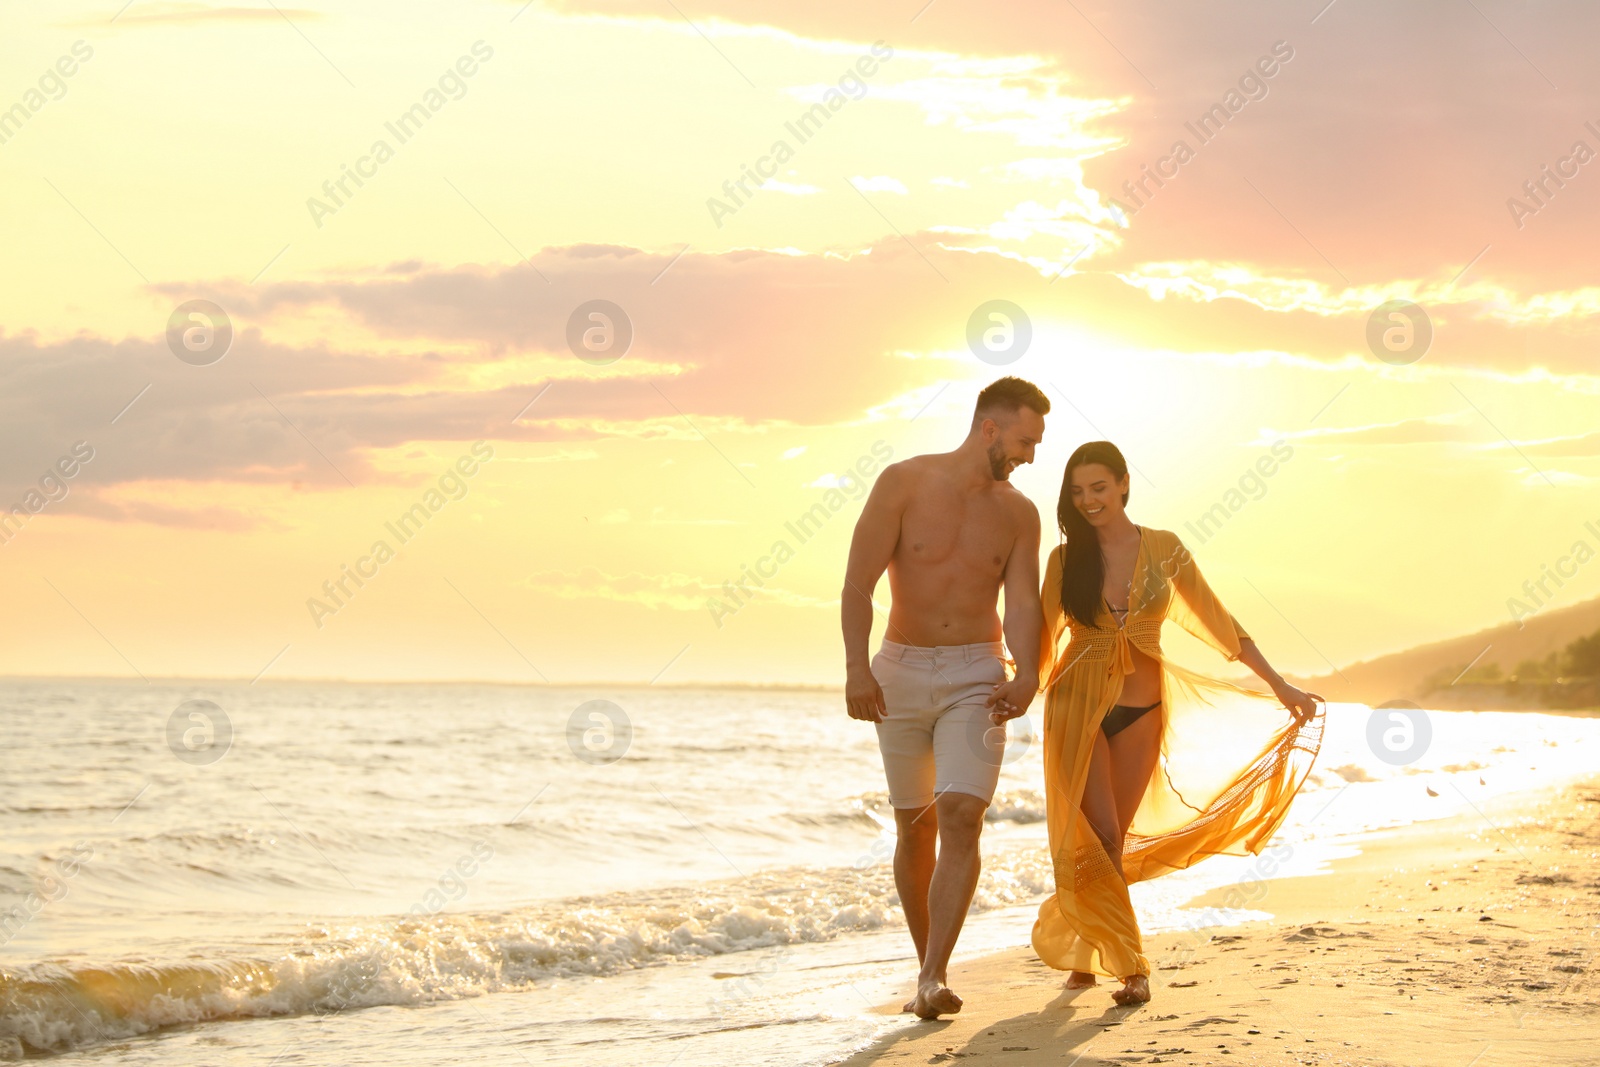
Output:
top-left (1101, 700), bottom-right (1161, 738)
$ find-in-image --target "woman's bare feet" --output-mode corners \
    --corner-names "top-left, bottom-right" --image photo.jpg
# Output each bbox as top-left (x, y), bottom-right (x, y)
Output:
top-left (1111, 973), bottom-right (1150, 1005)
top-left (911, 979), bottom-right (963, 1019)
top-left (1065, 970), bottom-right (1097, 989)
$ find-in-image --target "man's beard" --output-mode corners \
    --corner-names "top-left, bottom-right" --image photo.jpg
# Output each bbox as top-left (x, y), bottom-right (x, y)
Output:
top-left (987, 442), bottom-right (1011, 480)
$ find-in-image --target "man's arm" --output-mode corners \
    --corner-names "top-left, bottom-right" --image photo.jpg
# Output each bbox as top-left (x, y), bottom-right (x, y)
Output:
top-left (986, 497), bottom-right (1042, 722)
top-left (841, 464), bottom-right (907, 722)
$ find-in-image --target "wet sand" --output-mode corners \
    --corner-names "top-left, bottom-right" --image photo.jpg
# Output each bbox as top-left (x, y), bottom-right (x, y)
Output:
top-left (835, 776), bottom-right (1600, 1067)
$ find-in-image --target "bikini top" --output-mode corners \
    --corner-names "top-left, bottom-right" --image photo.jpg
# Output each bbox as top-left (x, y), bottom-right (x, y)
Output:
top-left (1102, 525), bottom-right (1141, 629)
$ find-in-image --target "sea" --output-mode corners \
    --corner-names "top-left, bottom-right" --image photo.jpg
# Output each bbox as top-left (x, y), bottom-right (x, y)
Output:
top-left (1, 680), bottom-right (1595, 1064)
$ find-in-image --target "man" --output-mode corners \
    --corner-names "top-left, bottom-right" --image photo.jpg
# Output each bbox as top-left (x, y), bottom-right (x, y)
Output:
top-left (841, 376), bottom-right (1048, 1019)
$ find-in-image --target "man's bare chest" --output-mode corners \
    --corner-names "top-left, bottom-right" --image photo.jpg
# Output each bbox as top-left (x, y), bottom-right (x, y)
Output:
top-left (897, 491), bottom-right (1014, 568)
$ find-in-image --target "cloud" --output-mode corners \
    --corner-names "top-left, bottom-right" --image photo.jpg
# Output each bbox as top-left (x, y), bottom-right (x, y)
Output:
top-left (0, 328), bottom-right (473, 500)
top-left (190, 242), bottom-right (968, 428)
top-left (16, 3), bottom-right (1593, 517)
top-left (9, 235), bottom-right (950, 499)
top-left (761, 179), bottom-right (823, 195)
top-left (1517, 431), bottom-right (1600, 457)
top-left (8, 208), bottom-right (1599, 510)
top-left (1518, 469), bottom-right (1591, 487)
top-left (3, 239), bottom-right (960, 499)
top-left (542, 0), bottom-right (1600, 343)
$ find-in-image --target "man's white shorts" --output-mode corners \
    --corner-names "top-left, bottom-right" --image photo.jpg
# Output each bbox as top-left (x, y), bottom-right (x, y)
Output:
top-left (871, 638), bottom-right (1008, 809)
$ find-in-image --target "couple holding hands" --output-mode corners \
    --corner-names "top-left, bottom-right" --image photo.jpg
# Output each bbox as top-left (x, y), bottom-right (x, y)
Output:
top-left (841, 376), bottom-right (1324, 1018)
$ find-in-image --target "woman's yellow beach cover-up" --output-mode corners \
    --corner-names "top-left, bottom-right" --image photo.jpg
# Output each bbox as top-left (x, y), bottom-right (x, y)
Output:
top-left (1031, 526), bottom-right (1325, 979)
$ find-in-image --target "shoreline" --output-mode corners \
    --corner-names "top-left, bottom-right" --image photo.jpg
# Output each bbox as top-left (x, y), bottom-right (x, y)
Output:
top-left (832, 773), bottom-right (1600, 1067)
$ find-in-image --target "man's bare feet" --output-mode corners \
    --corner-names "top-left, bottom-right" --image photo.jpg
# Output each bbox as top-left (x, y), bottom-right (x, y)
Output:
top-left (1065, 970), bottom-right (1097, 989)
top-left (911, 979), bottom-right (963, 1019)
top-left (1111, 973), bottom-right (1150, 1005)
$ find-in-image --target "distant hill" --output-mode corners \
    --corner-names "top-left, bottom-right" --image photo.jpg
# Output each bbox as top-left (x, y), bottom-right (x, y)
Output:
top-left (1292, 593), bottom-right (1600, 710)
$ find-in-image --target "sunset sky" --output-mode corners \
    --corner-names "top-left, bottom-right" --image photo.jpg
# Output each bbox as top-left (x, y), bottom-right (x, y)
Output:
top-left (2, 0), bottom-right (1597, 687)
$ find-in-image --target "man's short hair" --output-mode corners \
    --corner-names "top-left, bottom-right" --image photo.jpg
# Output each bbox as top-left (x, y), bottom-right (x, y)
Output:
top-left (972, 376), bottom-right (1050, 427)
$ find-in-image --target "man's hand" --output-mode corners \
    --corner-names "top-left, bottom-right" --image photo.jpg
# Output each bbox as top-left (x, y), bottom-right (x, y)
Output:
top-left (846, 667), bottom-right (886, 722)
top-left (985, 674), bottom-right (1038, 725)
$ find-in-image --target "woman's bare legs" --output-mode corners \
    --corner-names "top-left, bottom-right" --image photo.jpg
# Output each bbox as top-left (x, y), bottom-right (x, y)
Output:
top-left (1069, 708), bottom-right (1164, 1001)
top-left (1067, 729), bottom-right (1120, 989)
top-left (1107, 707), bottom-right (1162, 840)
top-left (1106, 707), bottom-right (1162, 1003)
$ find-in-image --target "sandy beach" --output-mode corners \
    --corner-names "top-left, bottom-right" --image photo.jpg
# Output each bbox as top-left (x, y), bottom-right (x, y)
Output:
top-left (836, 774), bottom-right (1600, 1067)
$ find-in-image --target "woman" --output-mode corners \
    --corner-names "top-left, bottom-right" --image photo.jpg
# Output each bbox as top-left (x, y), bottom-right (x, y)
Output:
top-left (1032, 441), bottom-right (1325, 1005)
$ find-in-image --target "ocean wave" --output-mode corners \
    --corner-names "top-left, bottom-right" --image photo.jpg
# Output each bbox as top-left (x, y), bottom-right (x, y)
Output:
top-left (1, 795), bottom-right (1047, 908)
top-left (984, 789), bottom-right (1047, 824)
top-left (0, 804), bottom-right (132, 817)
top-left (0, 845), bottom-right (1054, 1060)
top-left (831, 789), bottom-right (1047, 827)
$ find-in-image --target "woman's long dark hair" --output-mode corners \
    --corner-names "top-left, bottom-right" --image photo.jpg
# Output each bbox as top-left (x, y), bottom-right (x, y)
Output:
top-left (1057, 441), bottom-right (1130, 628)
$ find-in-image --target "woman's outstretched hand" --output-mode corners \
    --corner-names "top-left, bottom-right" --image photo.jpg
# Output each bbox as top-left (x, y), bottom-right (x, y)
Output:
top-left (1273, 682), bottom-right (1322, 726)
